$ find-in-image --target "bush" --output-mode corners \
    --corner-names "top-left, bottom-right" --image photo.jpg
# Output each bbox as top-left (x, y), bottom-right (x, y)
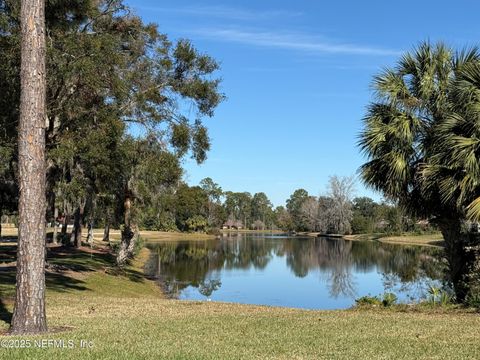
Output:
top-left (355, 295), bottom-right (381, 306)
top-left (465, 293), bottom-right (480, 309)
top-left (58, 233), bottom-right (71, 246)
top-left (382, 292), bottom-right (398, 307)
top-left (186, 215), bottom-right (208, 232)
top-left (439, 291), bottom-right (453, 306)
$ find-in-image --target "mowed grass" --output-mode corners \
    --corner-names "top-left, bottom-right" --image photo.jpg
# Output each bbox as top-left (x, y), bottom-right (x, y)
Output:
top-left (344, 233), bottom-right (445, 248)
top-left (0, 231), bottom-right (479, 359)
top-left (0, 296), bottom-right (479, 359)
top-left (379, 233), bottom-right (444, 247)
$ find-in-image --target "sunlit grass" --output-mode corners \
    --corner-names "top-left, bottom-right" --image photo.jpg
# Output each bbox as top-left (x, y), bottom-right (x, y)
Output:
top-left (0, 295), bottom-right (479, 359)
top-left (344, 233), bottom-right (444, 248)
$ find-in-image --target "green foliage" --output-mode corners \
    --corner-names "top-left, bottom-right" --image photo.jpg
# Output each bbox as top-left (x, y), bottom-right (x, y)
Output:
top-left (359, 41), bottom-right (480, 301)
top-left (439, 291), bottom-right (453, 306)
top-left (382, 292), bottom-right (398, 307)
top-left (428, 285), bottom-right (441, 305)
top-left (175, 185), bottom-right (209, 231)
top-left (186, 215), bottom-right (208, 232)
top-left (286, 189), bottom-right (310, 231)
top-left (355, 295), bottom-right (382, 306)
top-left (465, 293), bottom-right (480, 308)
top-left (355, 293), bottom-right (397, 308)
top-left (133, 236), bottom-right (145, 257)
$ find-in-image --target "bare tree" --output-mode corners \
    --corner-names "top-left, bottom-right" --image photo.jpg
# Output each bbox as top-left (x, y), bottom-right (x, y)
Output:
top-left (10, 0), bottom-right (48, 334)
top-left (327, 175), bottom-right (355, 234)
top-left (300, 196), bottom-right (320, 232)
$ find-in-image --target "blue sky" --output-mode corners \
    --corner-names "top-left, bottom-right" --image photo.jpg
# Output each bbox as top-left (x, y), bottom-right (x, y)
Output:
top-left (127, 0), bottom-right (480, 206)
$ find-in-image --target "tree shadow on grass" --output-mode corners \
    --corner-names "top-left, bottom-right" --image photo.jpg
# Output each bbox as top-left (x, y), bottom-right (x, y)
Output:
top-left (0, 298), bottom-right (12, 324)
top-left (47, 247), bottom-right (115, 273)
top-left (106, 264), bottom-right (146, 283)
top-left (0, 242), bottom-right (17, 264)
top-left (0, 265), bottom-right (88, 301)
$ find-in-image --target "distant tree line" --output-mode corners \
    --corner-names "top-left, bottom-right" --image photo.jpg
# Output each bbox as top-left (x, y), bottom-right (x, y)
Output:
top-left (130, 174), bottom-right (430, 236)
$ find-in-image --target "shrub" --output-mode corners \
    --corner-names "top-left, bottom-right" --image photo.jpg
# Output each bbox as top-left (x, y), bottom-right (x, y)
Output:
top-left (465, 293), bottom-right (480, 309)
top-left (355, 295), bottom-right (381, 306)
top-left (439, 291), bottom-right (453, 306)
top-left (382, 293), bottom-right (398, 307)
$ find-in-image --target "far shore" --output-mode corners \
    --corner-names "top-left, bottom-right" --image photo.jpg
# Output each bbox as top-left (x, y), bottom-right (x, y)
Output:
top-left (1, 227), bottom-right (444, 247)
top-left (293, 231), bottom-right (444, 248)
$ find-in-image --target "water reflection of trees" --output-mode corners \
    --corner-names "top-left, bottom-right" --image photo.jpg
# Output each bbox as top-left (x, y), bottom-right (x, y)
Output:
top-left (145, 236), bottom-right (444, 299)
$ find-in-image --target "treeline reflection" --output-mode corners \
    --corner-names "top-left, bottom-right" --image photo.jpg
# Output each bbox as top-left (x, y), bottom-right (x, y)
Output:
top-left (145, 235), bottom-right (444, 299)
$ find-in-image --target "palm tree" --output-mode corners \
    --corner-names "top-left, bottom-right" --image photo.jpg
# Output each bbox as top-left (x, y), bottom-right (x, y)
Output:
top-left (359, 42), bottom-right (480, 301)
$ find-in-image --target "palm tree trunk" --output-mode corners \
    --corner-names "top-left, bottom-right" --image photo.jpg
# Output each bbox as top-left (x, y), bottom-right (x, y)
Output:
top-left (437, 218), bottom-right (469, 302)
top-left (10, 0), bottom-right (47, 334)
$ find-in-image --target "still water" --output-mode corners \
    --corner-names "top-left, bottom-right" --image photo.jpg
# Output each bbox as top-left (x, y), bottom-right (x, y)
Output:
top-left (145, 233), bottom-right (444, 310)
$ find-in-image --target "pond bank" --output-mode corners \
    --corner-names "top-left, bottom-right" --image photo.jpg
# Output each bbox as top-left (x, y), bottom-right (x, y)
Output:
top-left (343, 233), bottom-right (444, 248)
top-left (293, 231), bottom-right (444, 248)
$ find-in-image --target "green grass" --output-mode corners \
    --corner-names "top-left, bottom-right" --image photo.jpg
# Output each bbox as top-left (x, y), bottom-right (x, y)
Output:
top-left (0, 297), bottom-right (479, 359)
top-left (378, 233), bottom-right (444, 247)
top-left (344, 232), bottom-right (445, 248)
top-left (1, 235), bottom-right (480, 359)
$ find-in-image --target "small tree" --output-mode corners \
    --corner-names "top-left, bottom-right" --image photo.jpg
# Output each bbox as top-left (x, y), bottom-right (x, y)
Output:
top-left (186, 215), bottom-right (208, 232)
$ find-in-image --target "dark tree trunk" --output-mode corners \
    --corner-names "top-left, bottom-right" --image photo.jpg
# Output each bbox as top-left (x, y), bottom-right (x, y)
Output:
top-left (52, 206), bottom-right (58, 244)
top-left (0, 203), bottom-right (3, 240)
top-left (437, 218), bottom-right (469, 302)
top-left (62, 214), bottom-right (70, 237)
top-left (10, 0), bottom-right (47, 334)
top-left (72, 205), bottom-right (84, 248)
top-left (103, 221), bottom-right (110, 243)
top-left (87, 220), bottom-right (94, 244)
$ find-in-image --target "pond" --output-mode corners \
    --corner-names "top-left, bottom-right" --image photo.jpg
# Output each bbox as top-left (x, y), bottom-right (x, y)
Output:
top-left (145, 233), bottom-right (445, 310)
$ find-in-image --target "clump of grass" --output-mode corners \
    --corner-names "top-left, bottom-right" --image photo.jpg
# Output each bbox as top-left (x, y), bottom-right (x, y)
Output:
top-left (355, 295), bottom-right (382, 307)
top-left (355, 293), bottom-right (398, 308)
top-left (466, 293), bottom-right (480, 309)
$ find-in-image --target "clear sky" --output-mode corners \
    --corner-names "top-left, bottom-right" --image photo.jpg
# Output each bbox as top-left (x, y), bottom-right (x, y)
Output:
top-left (126, 0), bottom-right (480, 206)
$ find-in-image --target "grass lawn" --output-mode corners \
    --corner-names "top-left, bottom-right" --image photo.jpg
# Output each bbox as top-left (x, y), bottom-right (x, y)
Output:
top-left (378, 233), bottom-right (444, 247)
top-left (344, 233), bottom-right (445, 248)
top-left (0, 231), bottom-right (479, 359)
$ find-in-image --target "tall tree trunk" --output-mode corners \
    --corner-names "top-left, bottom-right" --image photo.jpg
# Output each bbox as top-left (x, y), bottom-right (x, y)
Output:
top-left (438, 218), bottom-right (469, 302)
top-left (0, 203), bottom-right (3, 241)
top-left (103, 220), bottom-right (110, 243)
top-left (61, 212), bottom-right (69, 235)
top-left (72, 205), bottom-right (84, 248)
top-left (10, 0), bottom-right (47, 334)
top-left (87, 220), bottom-right (94, 245)
top-left (52, 206), bottom-right (58, 245)
top-left (117, 193), bottom-right (137, 266)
